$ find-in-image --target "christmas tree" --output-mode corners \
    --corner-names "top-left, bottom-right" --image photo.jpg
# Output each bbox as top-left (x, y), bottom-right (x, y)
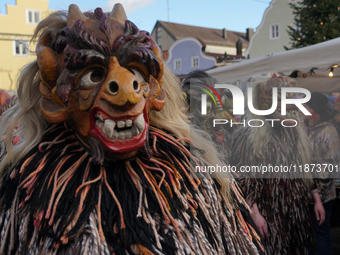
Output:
top-left (285, 0), bottom-right (340, 50)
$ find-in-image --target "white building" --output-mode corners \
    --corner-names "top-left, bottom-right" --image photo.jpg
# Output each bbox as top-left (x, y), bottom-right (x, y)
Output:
top-left (245, 0), bottom-right (301, 59)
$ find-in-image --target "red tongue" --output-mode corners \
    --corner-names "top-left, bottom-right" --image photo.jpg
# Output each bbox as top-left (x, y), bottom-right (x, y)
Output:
top-left (212, 130), bottom-right (225, 143)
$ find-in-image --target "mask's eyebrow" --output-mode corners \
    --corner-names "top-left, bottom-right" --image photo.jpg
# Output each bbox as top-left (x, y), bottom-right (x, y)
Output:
top-left (64, 45), bottom-right (107, 70)
top-left (112, 20), bottom-right (161, 80)
top-left (55, 17), bottom-right (111, 57)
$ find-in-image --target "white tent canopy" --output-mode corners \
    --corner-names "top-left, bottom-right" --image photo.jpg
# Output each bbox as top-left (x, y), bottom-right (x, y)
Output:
top-left (207, 37), bottom-right (340, 93)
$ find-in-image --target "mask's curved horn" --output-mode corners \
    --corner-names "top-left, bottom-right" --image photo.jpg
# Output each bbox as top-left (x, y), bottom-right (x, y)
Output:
top-left (109, 3), bottom-right (127, 26)
top-left (67, 4), bottom-right (88, 29)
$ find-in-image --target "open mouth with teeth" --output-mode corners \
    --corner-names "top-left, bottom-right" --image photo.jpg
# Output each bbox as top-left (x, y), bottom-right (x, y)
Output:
top-left (89, 107), bottom-right (149, 154)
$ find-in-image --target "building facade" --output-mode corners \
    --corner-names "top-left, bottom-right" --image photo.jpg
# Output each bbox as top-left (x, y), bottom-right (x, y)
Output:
top-left (0, 0), bottom-right (50, 90)
top-left (151, 21), bottom-right (252, 75)
top-left (166, 37), bottom-right (217, 75)
top-left (245, 0), bottom-right (300, 59)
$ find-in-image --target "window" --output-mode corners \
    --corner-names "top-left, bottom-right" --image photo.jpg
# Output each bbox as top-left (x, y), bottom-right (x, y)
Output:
top-left (26, 9), bottom-right (40, 24)
top-left (156, 27), bottom-right (162, 47)
top-left (293, 21), bottom-right (300, 33)
top-left (13, 40), bottom-right (29, 57)
top-left (174, 59), bottom-right (181, 70)
top-left (191, 56), bottom-right (199, 68)
top-left (270, 24), bottom-right (280, 39)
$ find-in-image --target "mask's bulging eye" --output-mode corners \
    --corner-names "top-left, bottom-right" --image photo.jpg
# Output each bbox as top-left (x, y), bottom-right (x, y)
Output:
top-left (80, 69), bottom-right (105, 88)
top-left (129, 69), bottom-right (146, 83)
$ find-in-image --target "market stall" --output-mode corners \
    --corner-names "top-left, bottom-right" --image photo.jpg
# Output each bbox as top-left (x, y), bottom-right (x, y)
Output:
top-left (207, 37), bottom-right (340, 93)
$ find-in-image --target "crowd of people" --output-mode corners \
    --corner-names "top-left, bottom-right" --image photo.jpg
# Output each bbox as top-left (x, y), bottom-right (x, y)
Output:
top-left (0, 4), bottom-right (339, 254)
top-left (185, 71), bottom-right (340, 255)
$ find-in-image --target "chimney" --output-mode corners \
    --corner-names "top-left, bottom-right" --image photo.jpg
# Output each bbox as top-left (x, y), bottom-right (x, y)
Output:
top-left (222, 28), bottom-right (227, 39)
top-left (247, 28), bottom-right (254, 41)
top-left (236, 39), bottom-right (243, 56)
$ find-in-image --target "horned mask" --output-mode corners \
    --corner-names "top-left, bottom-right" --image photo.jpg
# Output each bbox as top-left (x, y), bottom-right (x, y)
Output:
top-left (36, 4), bottom-right (165, 160)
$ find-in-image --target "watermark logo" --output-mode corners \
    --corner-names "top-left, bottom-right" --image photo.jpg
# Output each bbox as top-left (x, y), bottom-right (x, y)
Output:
top-left (196, 82), bottom-right (222, 113)
top-left (195, 82), bottom-right (311, 128)
top-left (201, 84), bottom-right (311, 116)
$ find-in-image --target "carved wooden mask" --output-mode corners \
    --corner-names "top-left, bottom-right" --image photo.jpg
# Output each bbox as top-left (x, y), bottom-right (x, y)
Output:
top-left (37, 4), bottom-right (165, 159)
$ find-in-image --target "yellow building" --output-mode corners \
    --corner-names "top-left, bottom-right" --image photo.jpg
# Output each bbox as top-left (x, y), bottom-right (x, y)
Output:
top-left (0, 0), bottom-right (51, 90)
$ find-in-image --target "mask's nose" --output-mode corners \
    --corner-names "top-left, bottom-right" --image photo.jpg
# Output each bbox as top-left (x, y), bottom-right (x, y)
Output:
top-left (100, 56), bottom-right (143, 109)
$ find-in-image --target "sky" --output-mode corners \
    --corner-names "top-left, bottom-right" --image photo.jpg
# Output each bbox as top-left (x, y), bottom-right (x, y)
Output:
top-left (1, 0), bottom-right (271, 34)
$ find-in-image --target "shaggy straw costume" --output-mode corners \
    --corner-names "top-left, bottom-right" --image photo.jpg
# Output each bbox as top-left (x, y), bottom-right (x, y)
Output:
top-left (231, 76), bottom-right (315, 255)
top-left (0, 4), bottom-right (264, 255)
top-left (232, 128), bottom-right (314, 255)
top-left (0, 123), bottom-right (265, 254)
